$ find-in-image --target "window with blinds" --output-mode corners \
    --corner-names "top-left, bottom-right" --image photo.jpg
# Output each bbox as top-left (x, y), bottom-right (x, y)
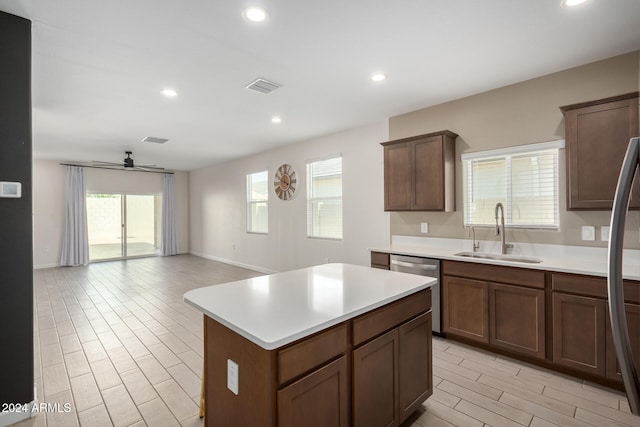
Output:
top-left (307, 156), bottom-right (342, 240)
top-left (462, 140), bottom-right (563, 229)
top-left (246, 170), bottom-right (268, 234)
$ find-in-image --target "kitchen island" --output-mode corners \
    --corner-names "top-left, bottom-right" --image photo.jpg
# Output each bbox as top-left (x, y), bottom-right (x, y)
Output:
top-left (184, 263), bottom-right (436, 427)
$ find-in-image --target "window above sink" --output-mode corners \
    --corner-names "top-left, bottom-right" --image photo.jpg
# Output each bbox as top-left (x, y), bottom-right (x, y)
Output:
top-left (461, 140), bottom-right (564, 230)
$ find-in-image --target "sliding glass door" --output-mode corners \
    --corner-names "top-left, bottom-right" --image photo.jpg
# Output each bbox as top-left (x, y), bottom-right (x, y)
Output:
top-left (87, 193), bottom-right (161, 261)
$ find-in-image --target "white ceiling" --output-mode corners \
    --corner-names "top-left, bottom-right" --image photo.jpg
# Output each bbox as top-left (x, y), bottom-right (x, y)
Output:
top-left (1, 0), bottom-right (639, 171)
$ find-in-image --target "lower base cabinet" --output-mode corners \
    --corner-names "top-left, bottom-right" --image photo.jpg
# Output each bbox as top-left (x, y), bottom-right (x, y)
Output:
top-left (490, 283), bottom-right (545, 359)
top-left (442, 261), bottom-right (546, 360)
top-left (205, 290), bottom-right (432, 427)
top-left (442, 276), bottom-right (489, 343)
top-left (605, 303), bottom-right (640, 380)
top-left (552, 292), bottom-right (607, 376)
top-left (353, 312), bottom-right (432, 427)
top-left (278, 356), bottom-right (349, 427)
top-left (398, 312), bottom-right (433, 420)
top-left (353, 329), bottom-right (398, 427)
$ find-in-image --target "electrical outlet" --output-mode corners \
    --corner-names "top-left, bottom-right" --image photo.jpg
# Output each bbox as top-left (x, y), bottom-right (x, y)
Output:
top-left (324, 257), bottom-right (330, 264)
top-left (600, 226), bottom-right (610, 242)
top-left (227, 359), bottom-right (239, 395)
top-left (581, 226), bottom-right (595, 241)
top-left (420, 222), bottom-right (429, 233)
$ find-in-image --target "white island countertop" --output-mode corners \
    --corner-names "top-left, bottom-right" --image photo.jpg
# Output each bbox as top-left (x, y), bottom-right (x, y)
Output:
top-left (183, 263), bottom-right (435, 350)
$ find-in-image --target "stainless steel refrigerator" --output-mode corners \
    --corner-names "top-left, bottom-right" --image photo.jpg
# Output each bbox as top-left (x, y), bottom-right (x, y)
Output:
top-left (608, 136), bottom-right (640, 415)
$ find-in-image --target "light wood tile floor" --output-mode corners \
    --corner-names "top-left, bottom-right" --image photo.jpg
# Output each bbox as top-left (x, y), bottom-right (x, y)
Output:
top-left (11, 255), bottom-right (640, 426)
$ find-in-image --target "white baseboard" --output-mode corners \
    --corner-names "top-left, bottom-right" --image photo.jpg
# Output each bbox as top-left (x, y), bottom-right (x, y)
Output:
top-left (190, 251), bottom-right (277, 274)
top-left (34, 263), bottom-right (60, 270)
top-left (0, 385), bottom-right (38, 427)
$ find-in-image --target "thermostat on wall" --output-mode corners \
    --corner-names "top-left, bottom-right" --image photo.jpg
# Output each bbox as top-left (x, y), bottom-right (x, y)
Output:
top-left (0, 181), bottom-right (22, 198)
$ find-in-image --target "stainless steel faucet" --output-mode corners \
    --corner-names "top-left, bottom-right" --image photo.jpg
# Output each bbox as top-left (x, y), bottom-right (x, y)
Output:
top-left (494, 203), bottom-right (512, 254)
top-left (468, 226), bottom-right (480, 252)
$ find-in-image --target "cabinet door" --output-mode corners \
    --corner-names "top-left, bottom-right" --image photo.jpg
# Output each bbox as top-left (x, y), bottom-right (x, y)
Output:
top-left (490, 283), bottom-right (545, 359)
top-left (278, 356), bottom-right (349, 427)
top-left (398, 312), bottom-right (432, 423)
top-left (606, 303), bottom-right (640, 381)
top-left (384, 142), bottom-right (412, 211)
top-left (552, 293), bottom-right (606, 376)
top-left (414, 136), bottom-right (444, 210)
top-left (353, 329), bottom-right (399, 427)
top-left (564, 95), bottom-right (640, 209)
top-left (442, 276), bottom-right (489, 343)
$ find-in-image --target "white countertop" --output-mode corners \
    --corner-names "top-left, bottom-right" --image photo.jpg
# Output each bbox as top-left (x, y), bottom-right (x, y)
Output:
top-left (183, 263), bottom-right (435, 350)
top-left (371, 236), bottom-right (640, 281)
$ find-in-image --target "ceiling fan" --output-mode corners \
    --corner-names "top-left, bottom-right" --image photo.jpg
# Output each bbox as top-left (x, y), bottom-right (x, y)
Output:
top-left (93, 151), bottom-right (164, 172)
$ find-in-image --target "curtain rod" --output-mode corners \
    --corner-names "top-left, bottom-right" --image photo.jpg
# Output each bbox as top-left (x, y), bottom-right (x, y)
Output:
top-left (59, 163), bottom-right (174, 175)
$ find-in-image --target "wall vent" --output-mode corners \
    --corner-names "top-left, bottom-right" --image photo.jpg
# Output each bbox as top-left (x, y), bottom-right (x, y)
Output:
top-left (141, 136), bottom-right (169, 144)
top-left (245, 78), bottom-right (282, 94)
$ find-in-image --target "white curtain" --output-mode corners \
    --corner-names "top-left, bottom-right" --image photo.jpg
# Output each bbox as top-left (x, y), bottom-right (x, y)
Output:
top-left (60, 166), bottom-right (90, 266)
top-left (162, 173), bottom-right (179, 256)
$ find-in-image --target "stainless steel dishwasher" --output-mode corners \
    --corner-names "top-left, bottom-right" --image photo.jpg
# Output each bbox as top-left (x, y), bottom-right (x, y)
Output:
top-left (390, 254), bottom-right (441, 335)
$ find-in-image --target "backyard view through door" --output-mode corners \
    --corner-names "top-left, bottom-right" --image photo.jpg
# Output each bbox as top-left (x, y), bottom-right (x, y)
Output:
top-left (86, 193), bottom-right (162, 261)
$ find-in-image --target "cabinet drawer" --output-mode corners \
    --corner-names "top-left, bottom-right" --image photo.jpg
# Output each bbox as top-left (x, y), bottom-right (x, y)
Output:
top-left (442, 260), bottom-right (544, 289)
top-left (552, 273), bottom-right (640, 303)
top-left (370, 251), bottom-right (390, 268)
top-left (277, 323), bottom-right (348, 385)
top-left (353, 290), bottom-right (431, 347)
top-left (552, 273), bottom-right (606, 298)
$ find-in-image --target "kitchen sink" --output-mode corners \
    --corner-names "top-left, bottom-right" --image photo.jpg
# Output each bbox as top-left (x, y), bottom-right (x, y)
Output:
top-left (453, 251), bottom-right (543, 264)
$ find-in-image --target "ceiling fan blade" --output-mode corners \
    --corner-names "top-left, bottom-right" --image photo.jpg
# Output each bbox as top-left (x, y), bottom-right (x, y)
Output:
top-left (93, 160), bottom-right (123, 166)
top-left (136, 166), bottom-right (165, 171)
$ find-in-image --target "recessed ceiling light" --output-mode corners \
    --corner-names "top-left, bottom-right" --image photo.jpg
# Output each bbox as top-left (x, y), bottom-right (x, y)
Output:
top-left (244, 7), bottom-right (268, 23)
top-left (561, 0), bottom-right (588, 7)
top-left (161, 89), bottom-right (177, 97)
top-left (371, 73), bottom-right (386, 82)
top-left (271, 116), bottom-right (282, 124)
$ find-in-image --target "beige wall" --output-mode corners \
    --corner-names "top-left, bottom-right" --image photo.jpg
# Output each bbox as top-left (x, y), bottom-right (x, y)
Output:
top-left (33, 159), bottom-right (190, 268)
top-left (189, 121), bottom-right (390, 272)
top-left (389, 51), bottom-right (640, 248)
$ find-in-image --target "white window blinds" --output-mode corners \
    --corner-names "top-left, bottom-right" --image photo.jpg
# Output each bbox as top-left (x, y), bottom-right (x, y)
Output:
top-left (307, 156), bottom-right (342, 240)
top-left (462, 141), bottom-right (563, 229)
top-left (246, 170), bottom-right (268, 233)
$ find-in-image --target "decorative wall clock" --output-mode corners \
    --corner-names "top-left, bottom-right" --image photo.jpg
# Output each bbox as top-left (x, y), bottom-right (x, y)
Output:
top-left (274, 164), bottom-right (297, 200)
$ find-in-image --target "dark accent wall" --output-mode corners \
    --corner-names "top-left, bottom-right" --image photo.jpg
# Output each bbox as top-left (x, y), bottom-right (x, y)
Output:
top-left (0, 11), bottom-right (33, 405)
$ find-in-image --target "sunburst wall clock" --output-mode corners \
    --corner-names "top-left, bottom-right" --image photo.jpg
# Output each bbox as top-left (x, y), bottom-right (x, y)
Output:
top-left (274, 164), bottom-right (297, 200)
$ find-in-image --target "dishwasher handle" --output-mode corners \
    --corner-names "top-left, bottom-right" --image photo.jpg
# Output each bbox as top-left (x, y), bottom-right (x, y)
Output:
top-left (391, 260), bottom-right (438, 270)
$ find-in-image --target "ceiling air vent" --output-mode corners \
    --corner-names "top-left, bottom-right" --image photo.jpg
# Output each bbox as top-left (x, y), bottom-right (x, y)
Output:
top-left (141, 136), bottom-right (169, 144)
top-left (245, 78), bottom-right (282, 94)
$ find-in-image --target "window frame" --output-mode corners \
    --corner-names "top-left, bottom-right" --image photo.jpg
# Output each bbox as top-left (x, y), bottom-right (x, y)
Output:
top-left (306, 154), bottom-right (343, 240)
top-left (246, 170), bottom-right (269, 234)
top-left (461, 140), bottom-right (564, 230)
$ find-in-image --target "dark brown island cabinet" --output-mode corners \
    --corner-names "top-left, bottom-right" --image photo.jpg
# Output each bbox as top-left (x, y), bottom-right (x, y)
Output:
top-left (203, 289), bottom-right (433, 427)
top-left (381, 130), bottom-right (457, 212)
top-left (561, 92), bottom-right (640, 210)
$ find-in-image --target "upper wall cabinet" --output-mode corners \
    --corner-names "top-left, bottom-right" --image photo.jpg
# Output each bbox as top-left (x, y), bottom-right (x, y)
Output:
top-left (381, 130), bottom-right (457, 212)
top-left (561, 92), bottom-right (639, 210)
